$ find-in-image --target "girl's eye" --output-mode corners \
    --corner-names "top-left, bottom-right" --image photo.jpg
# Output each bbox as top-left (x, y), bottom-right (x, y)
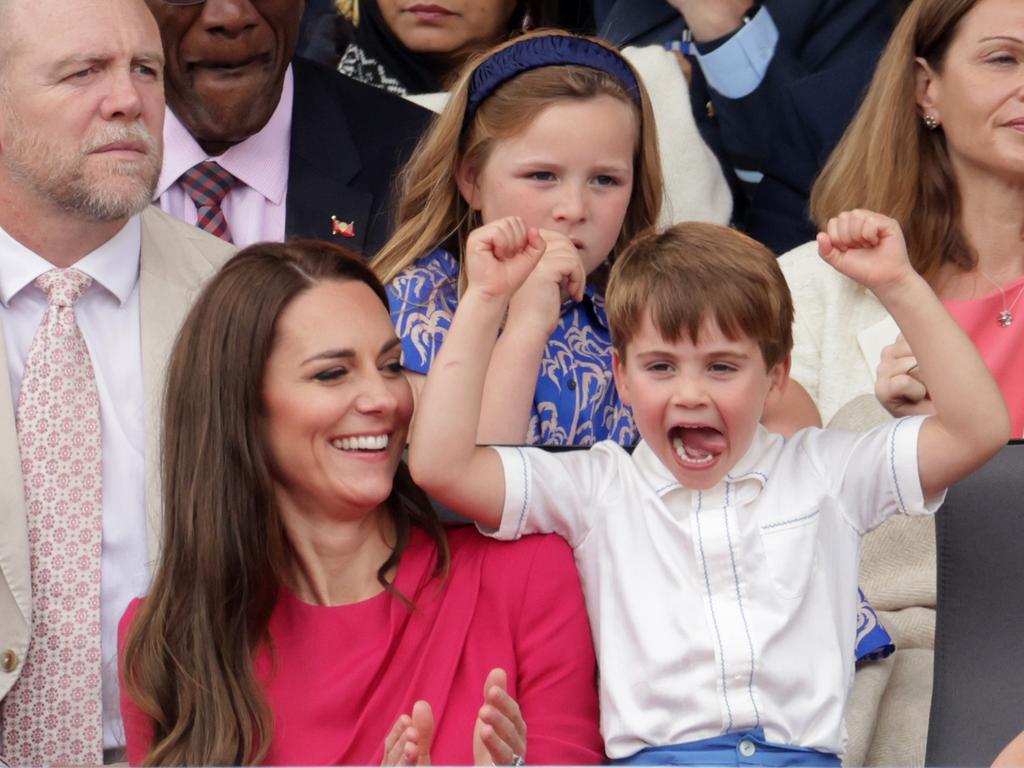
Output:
top-left (593, 175), bottom-right (619, 187)
top-left (528, 171), bottom-right (556, 182)
top-left (382, 360), bottom-right (404, 376)
top-left (313, 367), bottom-right (347, 382)
top-left (987, 54), bottom-right (1018, 65)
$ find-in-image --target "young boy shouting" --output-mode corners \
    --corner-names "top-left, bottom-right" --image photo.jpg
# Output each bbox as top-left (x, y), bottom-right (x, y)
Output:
top-left (409, 212), bottom-right (1010, 764)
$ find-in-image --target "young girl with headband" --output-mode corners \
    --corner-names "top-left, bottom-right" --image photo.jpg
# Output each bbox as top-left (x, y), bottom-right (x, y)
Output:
top-left (374, 30), bottom-right (662, 446)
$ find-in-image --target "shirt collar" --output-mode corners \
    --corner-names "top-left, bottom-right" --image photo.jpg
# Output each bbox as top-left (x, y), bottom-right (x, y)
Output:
top-left (630, 425), bottom-right (781, 507)
top-left (560, 283), bottom-right (609, 328)
top-left (156, 65), bottom-right (293, 205)
top-left (0, 217), bottom-right (141, 307)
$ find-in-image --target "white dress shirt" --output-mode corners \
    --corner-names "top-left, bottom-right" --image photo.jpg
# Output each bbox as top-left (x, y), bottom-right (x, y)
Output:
top-left (488, 417), bottom-right (939, 759)
top-left (154, 67), bottom-right (293, 248)
top-left (0, 220), bottom-right (150, 750)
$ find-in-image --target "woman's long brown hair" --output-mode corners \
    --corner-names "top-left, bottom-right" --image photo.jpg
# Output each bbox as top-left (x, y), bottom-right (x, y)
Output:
top-left (809, 0), bottom-right (980, 279)
top-left (122, 240), bottom-right (448, 765)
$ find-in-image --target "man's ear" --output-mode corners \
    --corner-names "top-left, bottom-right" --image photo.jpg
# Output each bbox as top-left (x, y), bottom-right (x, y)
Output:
top-left (915, 56), bottom-right (941, 123)
top-left (455, 157), bottom-right (481, 211)
top-left (611, 347), bottom-right (631, 406)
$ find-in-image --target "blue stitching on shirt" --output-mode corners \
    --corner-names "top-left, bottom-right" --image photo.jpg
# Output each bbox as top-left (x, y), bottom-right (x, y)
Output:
top-left (760, 508), bottom-right (820, 530)
top-left (655, 482), bottom-right (680, 494)
top-left (514, 446), bottom-right (530, 537)
top-left (889, 417), bottom-right (909, 514)
top-left (723, 482), bottom-right (761, 727)
top-left (727, 470), bottom-right (768, 484)
top-left (696, 490), bottom-right (734, 732)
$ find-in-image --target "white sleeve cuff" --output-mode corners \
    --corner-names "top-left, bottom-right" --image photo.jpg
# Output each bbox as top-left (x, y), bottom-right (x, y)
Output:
top-left (475, 446), bottom-right (532, 540)
top-left (888, 415), bottom-right (946, 516)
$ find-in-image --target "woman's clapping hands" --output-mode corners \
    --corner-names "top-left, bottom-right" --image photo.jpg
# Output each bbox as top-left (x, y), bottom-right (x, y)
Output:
top-left (382, 669), bottom-right (527, 767)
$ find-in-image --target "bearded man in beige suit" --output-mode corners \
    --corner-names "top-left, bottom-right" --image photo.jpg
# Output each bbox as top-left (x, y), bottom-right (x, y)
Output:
top-left (0, 0), bottom-right (233, 763)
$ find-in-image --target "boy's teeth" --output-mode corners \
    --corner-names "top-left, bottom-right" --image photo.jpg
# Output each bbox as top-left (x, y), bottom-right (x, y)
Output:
top-left (672, 435), bottom-right (715, 465)
top-left (332, 435), bottom-right (389, 451)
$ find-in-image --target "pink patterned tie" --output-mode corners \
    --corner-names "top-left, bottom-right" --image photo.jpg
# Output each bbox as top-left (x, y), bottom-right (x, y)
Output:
top-left (178, 160), bottom-right (236, 242)
top-left (3, 268), bottom-right (104, 766)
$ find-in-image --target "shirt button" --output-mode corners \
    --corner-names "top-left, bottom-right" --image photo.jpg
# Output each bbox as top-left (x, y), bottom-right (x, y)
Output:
top-left (1, 650), bottom-right (18, 673)
top-left (739, 739), bottom-right (756, 758)
top-left (567, 379), bottom-right (577, 391)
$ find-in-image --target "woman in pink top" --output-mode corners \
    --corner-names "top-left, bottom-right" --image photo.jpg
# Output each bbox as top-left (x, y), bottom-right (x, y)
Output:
top-left (775, 0), bottom-right (1024, 438)
top-left (118, 240), bottom-right (602, 766)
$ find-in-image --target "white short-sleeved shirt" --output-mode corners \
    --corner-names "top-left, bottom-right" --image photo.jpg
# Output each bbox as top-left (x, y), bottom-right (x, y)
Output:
top-left (488, 417), bottom-right (939, 759)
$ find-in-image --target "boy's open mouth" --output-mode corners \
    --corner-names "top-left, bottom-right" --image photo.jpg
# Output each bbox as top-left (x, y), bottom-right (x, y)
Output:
top-left (670, 426), bottom-right (726, 467)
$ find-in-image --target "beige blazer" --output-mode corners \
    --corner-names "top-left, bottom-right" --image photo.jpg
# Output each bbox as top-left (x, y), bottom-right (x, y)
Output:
top-left (0, 207), bottom-right (234, 703)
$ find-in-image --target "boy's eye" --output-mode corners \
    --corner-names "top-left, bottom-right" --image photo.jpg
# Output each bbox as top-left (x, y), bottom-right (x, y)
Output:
top-left (646, 362), bottom-right (674, 373)
top-left (527, 171), bottom-right (556, 182)
top-left (312, 366), bottom-right (347, 382)
top-left (708, 362), bottom-right (737, 374)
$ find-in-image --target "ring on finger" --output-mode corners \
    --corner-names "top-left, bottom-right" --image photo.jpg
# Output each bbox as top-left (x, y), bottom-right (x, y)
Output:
top-left (511, 754), bottom-right (525, 767)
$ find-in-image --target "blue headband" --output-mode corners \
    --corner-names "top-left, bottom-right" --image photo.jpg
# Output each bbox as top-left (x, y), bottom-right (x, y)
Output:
top-left (464, 36), bottom-right (642, 127)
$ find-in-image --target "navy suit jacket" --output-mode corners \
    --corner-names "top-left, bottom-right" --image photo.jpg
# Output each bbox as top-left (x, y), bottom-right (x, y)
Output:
top-left (746, 49), bottom-right (882, 254)
top-left (285, 57), bottom-right (431, 258)
top-left (598, 0), bottom-right (894, 210)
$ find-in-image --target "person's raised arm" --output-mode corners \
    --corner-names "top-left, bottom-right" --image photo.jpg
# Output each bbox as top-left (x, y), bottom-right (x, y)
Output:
top-left (817, 210), bottom-right (1011, 498)
top-left (409, 217), bottom-right (563, 528)
top-left (477, 231), bottom-right (586, 444)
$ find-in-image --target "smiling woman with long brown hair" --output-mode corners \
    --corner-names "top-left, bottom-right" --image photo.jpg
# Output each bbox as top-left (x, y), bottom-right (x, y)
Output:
top-left (118, 240), bottom-right (602, 766)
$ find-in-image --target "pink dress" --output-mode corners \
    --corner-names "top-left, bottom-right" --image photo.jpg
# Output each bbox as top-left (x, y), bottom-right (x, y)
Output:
top-left (120, 527), bottom-right (603, 765)
top-left (944, 274), bottom-right (1024, 438)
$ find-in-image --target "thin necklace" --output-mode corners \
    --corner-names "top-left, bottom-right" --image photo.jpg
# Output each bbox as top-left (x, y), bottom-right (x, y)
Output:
top-left (977, 269), bottom-right (1024, 327)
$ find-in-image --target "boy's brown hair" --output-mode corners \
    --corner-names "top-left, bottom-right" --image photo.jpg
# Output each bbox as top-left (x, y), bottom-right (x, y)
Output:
top-left (606, 223), bottom-right (794, 369)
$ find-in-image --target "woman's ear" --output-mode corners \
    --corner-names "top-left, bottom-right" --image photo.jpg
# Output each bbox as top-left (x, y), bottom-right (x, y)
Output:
top-left (914, 56), bottom-right (941, 123)
top-left (455, 158), bottom-right (482, 210)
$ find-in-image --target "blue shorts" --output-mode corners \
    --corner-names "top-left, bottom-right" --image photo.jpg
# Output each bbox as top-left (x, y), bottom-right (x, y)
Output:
top-left (612, 729), bottom-right (841, 766)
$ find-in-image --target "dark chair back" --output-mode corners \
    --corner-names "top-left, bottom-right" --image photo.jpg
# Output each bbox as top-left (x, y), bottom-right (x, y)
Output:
top-left (926, 440), bottom-right (1024, 766)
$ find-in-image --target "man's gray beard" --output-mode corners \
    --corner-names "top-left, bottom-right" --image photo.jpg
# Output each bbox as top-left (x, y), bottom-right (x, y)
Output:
top-left (3, 118), bottom-right (161, 222)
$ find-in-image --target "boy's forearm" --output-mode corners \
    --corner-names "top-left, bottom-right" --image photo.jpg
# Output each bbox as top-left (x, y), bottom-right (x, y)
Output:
top-left (409, 289), bottom-right (507, 519)
top-left (478, 324), bottom-right (549, 444)
top-left (873, 273), bottom-right (1011, 490)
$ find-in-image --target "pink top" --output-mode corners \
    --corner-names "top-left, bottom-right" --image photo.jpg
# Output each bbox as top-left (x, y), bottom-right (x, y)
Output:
top-left (944, 274), bottom-right (1024, 438)
top-left (120, 527), bottom-right (603, 765)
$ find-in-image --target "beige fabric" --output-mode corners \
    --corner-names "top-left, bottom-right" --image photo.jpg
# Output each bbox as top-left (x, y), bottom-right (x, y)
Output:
top-left (830, 396), bottom-right (936, 767)
top-left (0, 206), bottom-right (234, 711)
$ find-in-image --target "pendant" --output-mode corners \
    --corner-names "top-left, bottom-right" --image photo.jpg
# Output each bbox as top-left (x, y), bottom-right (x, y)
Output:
top-left (999, 309), bottom-right (1013, 327)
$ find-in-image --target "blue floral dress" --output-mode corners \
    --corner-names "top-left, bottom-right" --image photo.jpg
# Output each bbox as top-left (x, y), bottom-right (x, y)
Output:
top-left (387, 248), bottom-right (636, 447)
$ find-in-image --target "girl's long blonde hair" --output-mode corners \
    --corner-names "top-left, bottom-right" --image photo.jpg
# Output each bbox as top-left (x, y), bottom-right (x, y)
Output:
top-left (372, 29), bottom-right (663, 285)
top-left (809, 0), bottom-right (981, 279)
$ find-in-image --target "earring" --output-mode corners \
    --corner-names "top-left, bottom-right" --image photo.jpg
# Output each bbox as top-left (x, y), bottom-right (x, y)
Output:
top-left (923, 114), bottom-right (940, 131)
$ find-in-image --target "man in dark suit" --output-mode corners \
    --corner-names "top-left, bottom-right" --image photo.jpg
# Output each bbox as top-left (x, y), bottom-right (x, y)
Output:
top-left (146, 0), bottom-right (430, 257)
top-left (597, 0), bottom-right (896, 212)
top-left (745, 48), bottom-right (883, 254)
